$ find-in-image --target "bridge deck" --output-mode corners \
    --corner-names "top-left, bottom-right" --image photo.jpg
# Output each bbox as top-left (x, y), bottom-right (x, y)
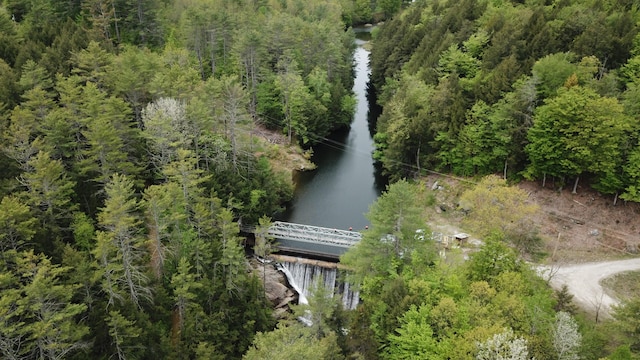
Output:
top-left (267, 221), bottom-right (362, 249)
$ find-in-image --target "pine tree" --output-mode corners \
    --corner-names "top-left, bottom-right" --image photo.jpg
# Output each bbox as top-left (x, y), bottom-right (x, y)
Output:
top-left (170, 257), bottom-right (202, 347)
top-left (143, 182), bottom-right (187, 278)
top-left (106, 310), bottom-right (143, 360)
top-left (341, 179), bottom-right (431, 284)
top-left (20, 151), bottom-right (76, 227)
top-left (94, 174), bottom-right (151, 308)
top-left (554, 285), bottom-right (578, 315)
top-left (78, 84), bottom-right (141, 187)
top-left (0, 195), bottom-right (37, 253)
top-left (0, 251), bottom-right (89, 360)
top-left (216, 208), bottom-right (246, 296)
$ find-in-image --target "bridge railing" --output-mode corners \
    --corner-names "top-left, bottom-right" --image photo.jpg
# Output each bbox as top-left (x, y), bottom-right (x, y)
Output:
top-left (267, 221), bottom-right (362, 248)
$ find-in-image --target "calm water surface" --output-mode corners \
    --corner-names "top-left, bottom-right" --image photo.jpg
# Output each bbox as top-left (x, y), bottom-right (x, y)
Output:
top-left (279, 30), bottom-right (385, 230)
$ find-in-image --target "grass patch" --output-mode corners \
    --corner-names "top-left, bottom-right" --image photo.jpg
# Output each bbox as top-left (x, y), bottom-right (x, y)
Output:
top-left (601, 270), bottom-right (640, 301)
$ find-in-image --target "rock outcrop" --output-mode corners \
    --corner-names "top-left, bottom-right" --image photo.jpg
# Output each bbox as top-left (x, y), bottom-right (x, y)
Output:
top-left (251, 258), bottom-right (298, 319)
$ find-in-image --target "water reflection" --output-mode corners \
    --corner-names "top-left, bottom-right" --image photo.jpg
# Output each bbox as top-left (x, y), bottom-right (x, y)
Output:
top-left (279, 28), bottom-right (386, 230)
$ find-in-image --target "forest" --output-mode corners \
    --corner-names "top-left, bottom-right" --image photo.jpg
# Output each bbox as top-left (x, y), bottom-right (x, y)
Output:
top-left (0, 0), bottom-right (639, 358)
top-left (0, 0), bottom-right (398, 358)
top-left (371, 0), bottom-right (640, 203)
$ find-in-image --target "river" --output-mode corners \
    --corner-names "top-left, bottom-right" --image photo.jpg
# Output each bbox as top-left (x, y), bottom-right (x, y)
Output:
top-left (279, 29), bottom-right (385, 231)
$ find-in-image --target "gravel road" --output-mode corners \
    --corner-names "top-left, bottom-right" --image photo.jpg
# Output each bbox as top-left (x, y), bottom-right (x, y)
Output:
top-left (540, 258), bottom-right (640, 317)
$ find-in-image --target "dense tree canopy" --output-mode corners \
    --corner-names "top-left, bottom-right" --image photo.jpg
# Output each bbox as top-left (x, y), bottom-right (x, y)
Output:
top-left (1, 0), bottom-right (639, 359)
top-left (0, 0), bottom-right (382, 358)
top-left (370, 0), bottom-right (640, 199)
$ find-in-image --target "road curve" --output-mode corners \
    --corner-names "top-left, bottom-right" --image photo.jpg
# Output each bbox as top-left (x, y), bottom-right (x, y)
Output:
top-left (540, 257), bottom-right (640, 317)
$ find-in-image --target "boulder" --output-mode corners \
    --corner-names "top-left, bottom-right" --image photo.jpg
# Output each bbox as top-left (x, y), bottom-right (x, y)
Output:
top-left (265, 281), bottom-right (290, 304)
top-left (251, 258), bottom-right (298, 319)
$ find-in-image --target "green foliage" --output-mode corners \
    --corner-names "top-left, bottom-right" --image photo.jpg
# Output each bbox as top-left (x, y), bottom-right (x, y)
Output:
top-left (244, 322), bottom-right (344, 360)
top-left (94, 174), bottom-right (151, 308)
top-left (612, 298), bottom-right (640, 352)
top-left (554, 284), bottom-right (578, 315)
top-left (370, 0), bottom-right (640, 190)
top-left (76, 83), bottom-right (142, 187)
top-left (254, 215), bottom-right (274, 260)
top-left (106, 309), bottom-right (143, 360)
top-left (71, 211), bottom-right (96, 252)
top-left (0, 196), bottom-right (37, 254)
top-left (373, 73), bottom-right (434, 180)
top-left (532, 53), bottom-right (581, 100)
top-left (526, 85), bottom-right (629, 193)
top-left (459, 175), bottom-right (540, 254)
top-left (341, 180), bottom-right (433, 285)
top-left (438, 100), bottom-right (511, 176)
top-left (385, 304), bottom-right (444, 359)
top-left (466, 236), bottom-right (521, 283)
top-left (21, 151), bottom-right (77, 237)
top-left (5, 0), bottom-right (638, 359)
top-left (0, 250), bottom-right (89, 359)
top-left (607, 344), bottom-right (639, 360)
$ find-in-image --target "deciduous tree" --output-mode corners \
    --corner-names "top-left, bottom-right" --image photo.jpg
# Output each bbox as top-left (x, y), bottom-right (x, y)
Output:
top-left (142, 97), bottom-right (193, 175)
top-left (525, 85), bottom-right (628, 194)
top-left (459, 175), bottom-right (539, 254)
top-left (385, 304), bottom-right (448, 360)
top-left (553, 311), bottom-right (581, 360)
top-left (243, 322), bottom-right (344, 360)
top-left (476, 328), bottom-right (532, 360)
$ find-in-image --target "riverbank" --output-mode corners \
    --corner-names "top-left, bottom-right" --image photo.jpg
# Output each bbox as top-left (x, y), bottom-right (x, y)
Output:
top-left (251, 124), bottom-right (316, 182)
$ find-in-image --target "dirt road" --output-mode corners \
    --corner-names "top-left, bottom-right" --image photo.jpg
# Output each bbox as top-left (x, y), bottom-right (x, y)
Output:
top-left (540, 258), bottom-right (640, 317)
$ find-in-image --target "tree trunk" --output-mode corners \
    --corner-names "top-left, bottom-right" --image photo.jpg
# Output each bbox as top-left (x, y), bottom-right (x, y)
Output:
top-left (111, 0), bottom-right (121, 43)
top-left (196, 47), bottom-right (205, 80)
top-left (207, 29), bottom-right (217, 76)
top-left (542, 173), bottom-right (546, 188)
top-left (416, 143), bottom-right (420, 176)
top-left (613, 191), bottom-right (619, 206)
top-left (137, 0), bottom-right (145, 43)
top-left (572, 175), bottom-right (580, 194)
top-left (503, 158), bottom-right (508, 180)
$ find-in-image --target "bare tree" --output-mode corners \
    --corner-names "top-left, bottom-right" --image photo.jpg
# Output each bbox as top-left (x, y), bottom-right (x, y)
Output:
top-left (218, 78), bottom-right (249, 172)
top-left (590, 292), bottom-right (606, 323)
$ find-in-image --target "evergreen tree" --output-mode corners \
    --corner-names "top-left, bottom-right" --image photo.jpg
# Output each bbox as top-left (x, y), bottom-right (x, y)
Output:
top-left (342, 179), bottom-right (433, 286)
top-left (106, 310), bottom-right (143, 360)
top-left (170, 257), bottom-right (202, 349)
top-left (143, 182), bottom-right (187, 278)
top-left (0, 195), bottom-right (37, 253)
top-left (93, 174), bottom-right (151, 308)
top-left (0, 250), bottom-right (89, 360)
top-left (77, 83), bottom-right (141, 188)
top-left (20, 151), bottom-right (76, 227)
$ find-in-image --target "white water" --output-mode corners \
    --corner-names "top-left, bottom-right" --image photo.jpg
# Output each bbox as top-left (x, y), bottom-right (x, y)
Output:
top-left (278, 260), bottom-right (359, 310)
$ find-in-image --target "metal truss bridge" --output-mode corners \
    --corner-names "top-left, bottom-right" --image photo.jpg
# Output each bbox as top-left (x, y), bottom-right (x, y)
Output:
top-left (264, 221), bottom-right (363, 259)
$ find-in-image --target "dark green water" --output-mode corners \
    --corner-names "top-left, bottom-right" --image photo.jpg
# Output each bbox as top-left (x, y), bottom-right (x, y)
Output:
top-left (280, 29), bottom-right (385, 231)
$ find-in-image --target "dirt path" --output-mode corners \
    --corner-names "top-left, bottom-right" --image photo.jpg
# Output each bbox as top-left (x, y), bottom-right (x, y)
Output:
top-left (541, 258), bottom-right (640, 317)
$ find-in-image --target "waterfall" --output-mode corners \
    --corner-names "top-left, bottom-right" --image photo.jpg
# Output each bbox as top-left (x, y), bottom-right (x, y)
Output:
top-left (278, 259), bottom-right (359, 310)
